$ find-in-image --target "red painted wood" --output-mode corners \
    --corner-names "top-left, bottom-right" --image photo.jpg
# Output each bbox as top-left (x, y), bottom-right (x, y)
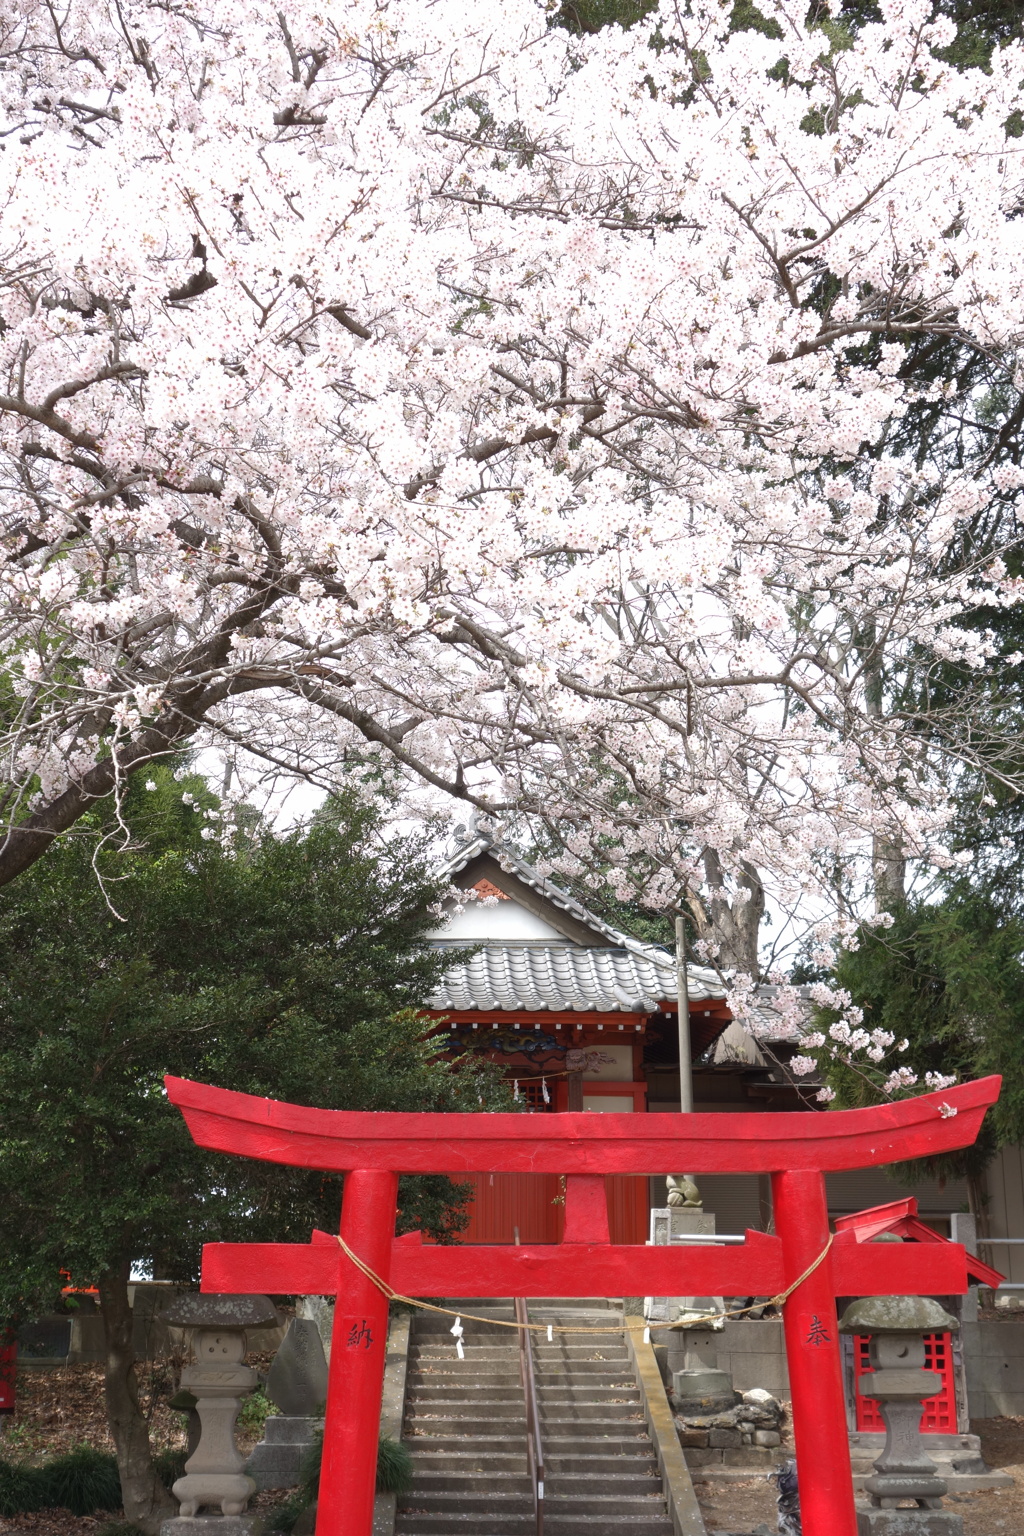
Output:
top-left (562, 1176), bottom-right (611, 1244)
top-left (164, 1074), bottom-right (1001, 1174)
top-left (772, 1171), bottom-right (856, 1536)
top-left (460, 1172), bottom-right (564, 1244)
top-left (199, 1228), bottom-right (966, 1300)
top-left (457, 1171), bottom-right (646, 1245)
top-left (318, 1170), bottom-right (398, 1536)
top-left (604, 1175), bottom-right (649, 1245)
top-left (834, 1198), bottom-right (1005, 1289)
top-left (854, 1333), bottom-right (956, 1434)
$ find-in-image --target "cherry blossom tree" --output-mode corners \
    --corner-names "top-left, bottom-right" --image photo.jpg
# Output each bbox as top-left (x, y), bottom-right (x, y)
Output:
top-left (2, 1), bottom-right (1024, 1097)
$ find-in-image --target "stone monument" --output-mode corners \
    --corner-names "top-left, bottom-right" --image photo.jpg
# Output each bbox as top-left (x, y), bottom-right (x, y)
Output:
top-left (645, 1202), bottom-right (727, 1328)
top-left (246, 1317), bottom-right (329, 1490)
top-left (839, 1296), bottom-right (964, 1536)
top-left (159, 1292), bottom-right (279, 1536)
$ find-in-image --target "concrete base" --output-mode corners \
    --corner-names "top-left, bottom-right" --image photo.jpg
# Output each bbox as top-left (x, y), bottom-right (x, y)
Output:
top-left (160, 1519), bottom-right (266, 1536)
top-left (690, 1466), bottom-right (1014, 1492)
top-left (848, 1431), bottom-right (1012, 1487)
top-left (245, 1414), bottom-right (321, 1490)
top-left (857, 1511), bottom-right (963, 1535)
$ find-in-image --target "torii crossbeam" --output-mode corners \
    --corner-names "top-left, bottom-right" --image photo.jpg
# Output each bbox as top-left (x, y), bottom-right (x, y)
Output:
top-left (166, 1072), bottom-right (1001, 1536)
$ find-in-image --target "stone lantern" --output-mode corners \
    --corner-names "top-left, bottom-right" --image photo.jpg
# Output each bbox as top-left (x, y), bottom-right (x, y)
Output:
top-left (160, 1293), bottom-right (280, 1536)
top-left (838, 1296), bottom-right (963, 1536)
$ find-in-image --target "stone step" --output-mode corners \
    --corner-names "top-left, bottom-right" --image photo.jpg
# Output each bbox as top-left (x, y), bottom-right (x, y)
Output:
top-left (405, 1382), bottom-right (521, 1394)
top-left (395, 1518), bottom-right (671, 1536)
top-left (409, 1345), bottom-right (627, 1362)
top-left (407, 1453), bottom-right (530, 1472)
top-left (398, 1491), bottom-right (669, 1518)
top-left (407, 1384), bottom-right (525, 1400)
top-left (407, 1469), bottom-right (663, 1497)
top-left (405, 1433), bottom-right (652, 1456)
top-left (410, 1358), bottom-right (631, 1376)
top-left (536, 1384), bottom-right (640, 1399)
top-left (439, 1297), bottom-right (617, 1308)
top-left (406, 1406), bottom-right (529, 1423)
top-left (545, 1453), bottom-right (658, 1473)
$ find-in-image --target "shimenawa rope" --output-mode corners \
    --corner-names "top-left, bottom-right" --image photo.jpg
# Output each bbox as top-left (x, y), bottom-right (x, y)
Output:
top-left (336, 1231), bottom-right (834, 1333)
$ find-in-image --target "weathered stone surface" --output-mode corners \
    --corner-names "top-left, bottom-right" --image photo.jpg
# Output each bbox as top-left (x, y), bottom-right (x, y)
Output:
top-left (723, 1446), bottom-right (775, 1467)
top-left (266, 1318), bottom-right (329, 1418)
top-left (675, 1427), bottom-right (709, 1447)
top-left (246, 1415), bottom-right (322, 1490)
top-left (682, 1446), bottom-right (717, 1466)
top-left (173, 1325), bottom-right (258, 1518)
top-left (164, 1294), bottom-right (279, 1329)
top-left (856, 1511), bottom-right (964, 1535)
top-left (839, 1296), bottom-right (959, 1336)
top-left (755, 1429), bottom-right (781, 1447)
top-left (160, 1518), bottom-right (266, 1535)
top-left (709, 1427), bottom-right (742, 1448)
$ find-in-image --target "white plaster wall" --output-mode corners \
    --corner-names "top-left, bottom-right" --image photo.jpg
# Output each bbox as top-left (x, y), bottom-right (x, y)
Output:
top-left (423, 897), bottom-right (567, 942)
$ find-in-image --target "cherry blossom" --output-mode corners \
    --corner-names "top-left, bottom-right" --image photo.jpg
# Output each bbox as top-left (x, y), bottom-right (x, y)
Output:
top-left (1, 2), bottom-right (1023, 1096)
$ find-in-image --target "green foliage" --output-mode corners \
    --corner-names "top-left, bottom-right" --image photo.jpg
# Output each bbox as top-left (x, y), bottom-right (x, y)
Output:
top-left (554, 0), bottom-right (657, 34)
top-left (0, 766), bottom-right (511, 1319)
top-left (810, 896), bottom-right (1024, 1179)
top-left (375, 1436), bottom-right (415, 1494)
top-left (0, 1447), bottom-right (121, 1517)
top-left (238, 1386), bottom-right (274, 1436)
top-left (41, 1446), bottom-right (123, 1516)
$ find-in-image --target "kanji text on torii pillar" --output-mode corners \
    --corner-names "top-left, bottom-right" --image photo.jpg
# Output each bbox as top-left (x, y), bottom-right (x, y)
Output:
top-left (165, 1072), bottom-right (1001, 1536)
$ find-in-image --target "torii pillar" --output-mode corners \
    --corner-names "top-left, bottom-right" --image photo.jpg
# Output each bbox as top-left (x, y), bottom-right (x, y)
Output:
top-left (166, 1073), bottom-right (1001, 1536)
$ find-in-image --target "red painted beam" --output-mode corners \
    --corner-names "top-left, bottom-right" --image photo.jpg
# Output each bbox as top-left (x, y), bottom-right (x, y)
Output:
top-left (199, 1229), bottom-right (966, 1300)
top-left (165, 1074), bottom-right (1000, 1175)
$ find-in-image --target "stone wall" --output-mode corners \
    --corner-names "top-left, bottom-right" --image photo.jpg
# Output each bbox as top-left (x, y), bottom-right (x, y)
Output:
top-left (653, 1317), bottom-right (1024, 1419)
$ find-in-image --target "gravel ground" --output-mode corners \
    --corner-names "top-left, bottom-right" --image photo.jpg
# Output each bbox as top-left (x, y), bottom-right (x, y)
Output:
top-left (696, 1416), bottom-right (1024, 1533)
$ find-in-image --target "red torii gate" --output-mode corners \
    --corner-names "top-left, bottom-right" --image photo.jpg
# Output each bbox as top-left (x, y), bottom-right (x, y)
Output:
top-left (166, 1072), bottom-right (1001, 1536)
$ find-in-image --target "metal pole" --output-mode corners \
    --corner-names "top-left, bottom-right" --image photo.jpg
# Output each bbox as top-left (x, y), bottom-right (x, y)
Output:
top-left (676, 913), bottom-right (693, 1114)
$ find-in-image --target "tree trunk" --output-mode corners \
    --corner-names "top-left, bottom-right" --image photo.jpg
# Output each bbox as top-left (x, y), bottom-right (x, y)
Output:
top-left (872, 833), bottom-right (906, 912)
top-left (699, 849), bottom-right (765, 976)
top-left (98, 1264), bottom-right (177, 1535)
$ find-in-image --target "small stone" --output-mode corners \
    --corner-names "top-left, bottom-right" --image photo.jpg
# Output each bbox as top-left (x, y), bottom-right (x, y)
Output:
top-left (709, 1427), bottom-right (742, 1448)
top-left (741, 1432), bottom-right (753, 1444)
top-left (755, 1429), bottom-right (781, 1447)
top-left (676, 1427), bottom-right (710, 1447)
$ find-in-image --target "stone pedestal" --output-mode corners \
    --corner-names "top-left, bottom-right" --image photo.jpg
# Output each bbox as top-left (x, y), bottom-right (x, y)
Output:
top-left (246, 1414), bottom-right (322, 1490)
top-left (671, 1366), bottom-right (737, 1413)
top-left (645, 1206), bottom-right (726, 1328)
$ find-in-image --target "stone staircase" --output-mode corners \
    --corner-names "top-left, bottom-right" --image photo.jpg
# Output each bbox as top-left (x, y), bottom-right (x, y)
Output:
top-left (396, 1297), bottom-right (674, 1536)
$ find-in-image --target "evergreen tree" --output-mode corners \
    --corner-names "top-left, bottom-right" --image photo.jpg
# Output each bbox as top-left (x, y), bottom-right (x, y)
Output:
top-left (0, 770), bottom-right (504, 1532)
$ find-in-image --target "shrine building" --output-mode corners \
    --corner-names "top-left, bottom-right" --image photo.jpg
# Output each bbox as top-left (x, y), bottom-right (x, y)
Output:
top-left (421, 827), bottom-right (998, 1255)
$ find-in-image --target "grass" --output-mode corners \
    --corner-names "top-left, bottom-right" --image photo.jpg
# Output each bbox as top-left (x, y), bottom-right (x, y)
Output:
top-left (0, 1444), bottom-right (121, 1517)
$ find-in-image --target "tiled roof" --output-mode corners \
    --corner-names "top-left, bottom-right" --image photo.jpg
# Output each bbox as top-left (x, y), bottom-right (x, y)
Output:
top-left (427, 942), bottom-right (725, 1014)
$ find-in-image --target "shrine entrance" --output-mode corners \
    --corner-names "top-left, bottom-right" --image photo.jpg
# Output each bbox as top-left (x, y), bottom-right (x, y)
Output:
top-left (166, 1072), bottom-right (1001, 1536)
